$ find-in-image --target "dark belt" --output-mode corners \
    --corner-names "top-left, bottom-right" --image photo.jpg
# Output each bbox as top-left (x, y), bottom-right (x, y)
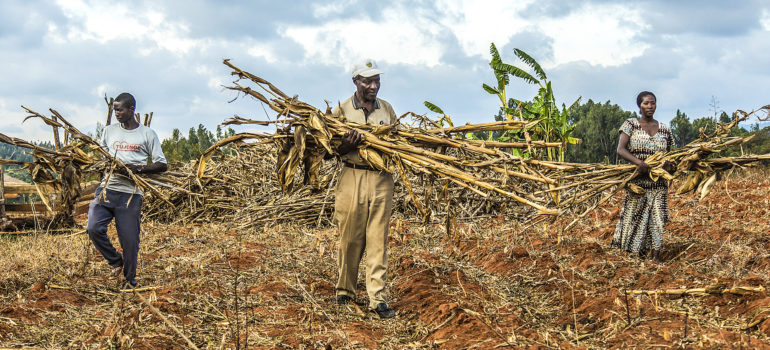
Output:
top-left (343, 162), bottom-right (378, 171)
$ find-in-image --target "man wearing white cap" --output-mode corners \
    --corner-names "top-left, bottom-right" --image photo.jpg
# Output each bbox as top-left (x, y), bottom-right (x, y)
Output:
top-left (332, 59), bottom-right (396, 319)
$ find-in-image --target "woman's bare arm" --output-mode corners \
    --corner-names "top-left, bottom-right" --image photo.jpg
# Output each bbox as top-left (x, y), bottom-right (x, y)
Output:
top-left (617, 132), bottom-right (649, 175)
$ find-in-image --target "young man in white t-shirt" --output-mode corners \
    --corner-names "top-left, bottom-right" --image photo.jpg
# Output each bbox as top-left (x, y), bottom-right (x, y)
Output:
top-left (86, 92), bottom-right (167, 288)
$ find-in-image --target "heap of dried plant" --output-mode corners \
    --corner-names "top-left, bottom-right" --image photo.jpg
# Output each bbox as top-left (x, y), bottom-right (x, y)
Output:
top-left (2, 59), bottom-right (768, 232)
top-left (143, 143), bottom-right (337, 228)
top-left (198, 60), bottom-right (770, 226)
top-left (0, 107), bottom-right (187, 228)
top-left (201, 60), bottom-right (577, 219)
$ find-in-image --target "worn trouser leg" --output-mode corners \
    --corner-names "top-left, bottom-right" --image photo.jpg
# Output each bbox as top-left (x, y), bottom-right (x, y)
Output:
top-left (87, 191), bottom-right (122, 268)
top-left (86, 188), bottom-right (143, 283)
top-left (364, 171), bottom-right (394, 309)
top-left (335, 167), bottom-right (368, 298)
top-left (334, 167), bottom-right (394, 308)
top-left (113, 193), bottom-right (142, 283)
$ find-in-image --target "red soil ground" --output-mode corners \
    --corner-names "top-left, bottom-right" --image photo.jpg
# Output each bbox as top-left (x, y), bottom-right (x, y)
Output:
top-left (1, 171), bottom-right (769, 348)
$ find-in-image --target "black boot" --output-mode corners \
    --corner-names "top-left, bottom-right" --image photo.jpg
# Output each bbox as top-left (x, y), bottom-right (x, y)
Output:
top-left (336, 295), bottom-right (352, 305)
top-left (373, 303), bottom-right (395, 319)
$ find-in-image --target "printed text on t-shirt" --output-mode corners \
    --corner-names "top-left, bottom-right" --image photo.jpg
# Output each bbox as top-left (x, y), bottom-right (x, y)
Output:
top-left (113, 141), bottom-right (141, 152)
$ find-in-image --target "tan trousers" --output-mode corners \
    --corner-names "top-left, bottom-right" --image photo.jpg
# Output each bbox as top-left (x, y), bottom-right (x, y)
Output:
top-left (334, 167), bottom-right (394, 309)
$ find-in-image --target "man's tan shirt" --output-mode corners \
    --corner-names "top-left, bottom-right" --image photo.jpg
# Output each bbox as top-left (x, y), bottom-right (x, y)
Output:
top-left (332, 95), bottom-right (396, 166)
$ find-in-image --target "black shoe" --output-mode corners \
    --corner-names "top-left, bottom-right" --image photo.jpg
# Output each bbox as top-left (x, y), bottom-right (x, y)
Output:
top-left (121, 279), bottom-right (138, 290)
top-left (336, 295), bottom-right (351, 305)
top-left (373, 303), bottom-right (395, 319)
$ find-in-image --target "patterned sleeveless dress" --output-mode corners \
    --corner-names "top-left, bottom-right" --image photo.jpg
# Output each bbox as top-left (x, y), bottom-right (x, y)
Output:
top-left (610, 118), bottom-right (674, 256)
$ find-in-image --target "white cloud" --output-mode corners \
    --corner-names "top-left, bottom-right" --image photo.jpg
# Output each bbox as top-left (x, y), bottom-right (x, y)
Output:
top-left (435, 1), bottom-right (651, 68)
top-left (0, 99), bottom-right (79, 143)
top-left (537, 3), bottom-right (649, 67)
top-left (312, 0), bottom-right (358, 18)
top-left (56, 102), bottom-right (105, 130)
top-left (0, 98), bottom-right (28, 137)
top-left (247, 43), bottom-right (279, 63)
top-left (434, 0), bottom-right (534, 58)
top-left (94, 83), bottom-right (114, 99)
top-left (49, 0), bottom-right (202, 55)
top-left (284, 1), bottom-right (649, 70)
top-left (4, 0), bottom-right (765, 146)
top-left (282, 3), bottom-right (445, 67)
top-left (761, 9), bottom-right (770, 31)
top-left (193, 64), bottom-right (227, 90)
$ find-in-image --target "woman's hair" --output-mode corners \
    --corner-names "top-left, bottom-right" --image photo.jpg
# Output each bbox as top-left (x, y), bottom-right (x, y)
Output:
top-left (636, 91), bottom-right (656, 107)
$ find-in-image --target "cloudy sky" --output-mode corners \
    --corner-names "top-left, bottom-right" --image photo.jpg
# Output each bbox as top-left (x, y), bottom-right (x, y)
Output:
top-left (1, 0), bottom-right (769, 142)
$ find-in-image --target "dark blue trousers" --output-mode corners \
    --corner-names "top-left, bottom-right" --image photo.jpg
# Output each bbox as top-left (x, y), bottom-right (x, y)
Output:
top-left (86, 187), bottom-right (142, 284)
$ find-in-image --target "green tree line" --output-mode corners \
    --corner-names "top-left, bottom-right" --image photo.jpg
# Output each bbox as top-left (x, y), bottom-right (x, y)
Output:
top-left (0, 141), bottom-right (54, 183)
top-left (161, 125), bottom-right (236, 163)
top-left (564, 101), bottom-right (770, 163)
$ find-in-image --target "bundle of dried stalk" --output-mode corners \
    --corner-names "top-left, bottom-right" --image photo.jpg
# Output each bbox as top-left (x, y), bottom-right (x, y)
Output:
top-left (2, 60), bottom-right (768, 232)
top-left (553, 106), bottom-right (770, 232)
top-left (143, 141), bottom-right (532, 229)
top-left (200, 60), bottom-right (770, 226)
top-left (1, 106), bottom-right (536, 231)
top-left (0, 109), bottom-right (100, 227)
top-left (143, 144), bottom-right (337, 228)
top-left (203, 60), bottom-right (572, 218)
top-left (0, 107), bottom-right (187, 228)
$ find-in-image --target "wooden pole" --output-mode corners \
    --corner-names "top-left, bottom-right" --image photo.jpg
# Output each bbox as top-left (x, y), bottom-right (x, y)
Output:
top-left (51, 114), bottom-right (62, 150)
top-left (49, 109), bottom-right (71, 149)
top-left (105, 95), bottom-right (114, 126)
top-left (0, 166), bottom-right (5, 217)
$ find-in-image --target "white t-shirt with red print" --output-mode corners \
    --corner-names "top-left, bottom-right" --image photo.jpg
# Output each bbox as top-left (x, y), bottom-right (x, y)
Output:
top-left (99, 123), bottom-right (166, 195)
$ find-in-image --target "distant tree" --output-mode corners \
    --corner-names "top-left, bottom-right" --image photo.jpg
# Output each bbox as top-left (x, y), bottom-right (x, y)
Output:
top-left (719, 111), bottom-right (731, 124)
top-left (745, 127), bottom-right (770, 156)
top-left (708, 95), bottom-right (721, 119)
top-left (223, 126), bottom-right (235, 139)
top-left (187, 127), bottom-right (200, 156)
top-left (565, 100), bottom-right (633, 163)
top-left (196, 124), bottom-right (215, 152)
top-left (160, 124), bottom-right (236, 163)
top-left (0, 141), bottom-right (54, 162)
top-left (0, 142), bottom-right (54, 183)
top-left (0, 144), bottom-right (32, 163)
top-left (721, 125), bottom-right (770, 160)
top-left (691, 117), bottom-right (717, 140)
top-left (94, 122), bottom-right (105, 142)
top-left (670, 109), bottom-right (695, 147)
top-left (161, 129), bottom-right (184, 162)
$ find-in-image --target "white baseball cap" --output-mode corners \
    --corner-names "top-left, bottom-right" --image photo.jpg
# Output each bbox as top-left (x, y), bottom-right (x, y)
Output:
top-left (352, 59), bottom-right (384, 78)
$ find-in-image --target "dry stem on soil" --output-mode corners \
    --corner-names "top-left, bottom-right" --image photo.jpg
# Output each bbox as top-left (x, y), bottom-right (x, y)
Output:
top-left (2, 167), bottom-right (770, 349)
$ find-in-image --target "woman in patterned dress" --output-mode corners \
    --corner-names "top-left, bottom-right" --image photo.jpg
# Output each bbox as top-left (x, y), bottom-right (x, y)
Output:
top-left (611, 91), bottom-right (675, 261)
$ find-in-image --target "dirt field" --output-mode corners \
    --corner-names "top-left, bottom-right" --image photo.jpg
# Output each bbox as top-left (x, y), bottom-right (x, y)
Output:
top-left (1, 167), bottom-right (769, 349)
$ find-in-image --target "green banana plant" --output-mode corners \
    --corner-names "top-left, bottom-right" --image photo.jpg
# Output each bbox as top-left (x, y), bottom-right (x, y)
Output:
top-left (483, 43), bottom-right (580, 161)
top-left (424, 101), bottom-right (454, 128)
